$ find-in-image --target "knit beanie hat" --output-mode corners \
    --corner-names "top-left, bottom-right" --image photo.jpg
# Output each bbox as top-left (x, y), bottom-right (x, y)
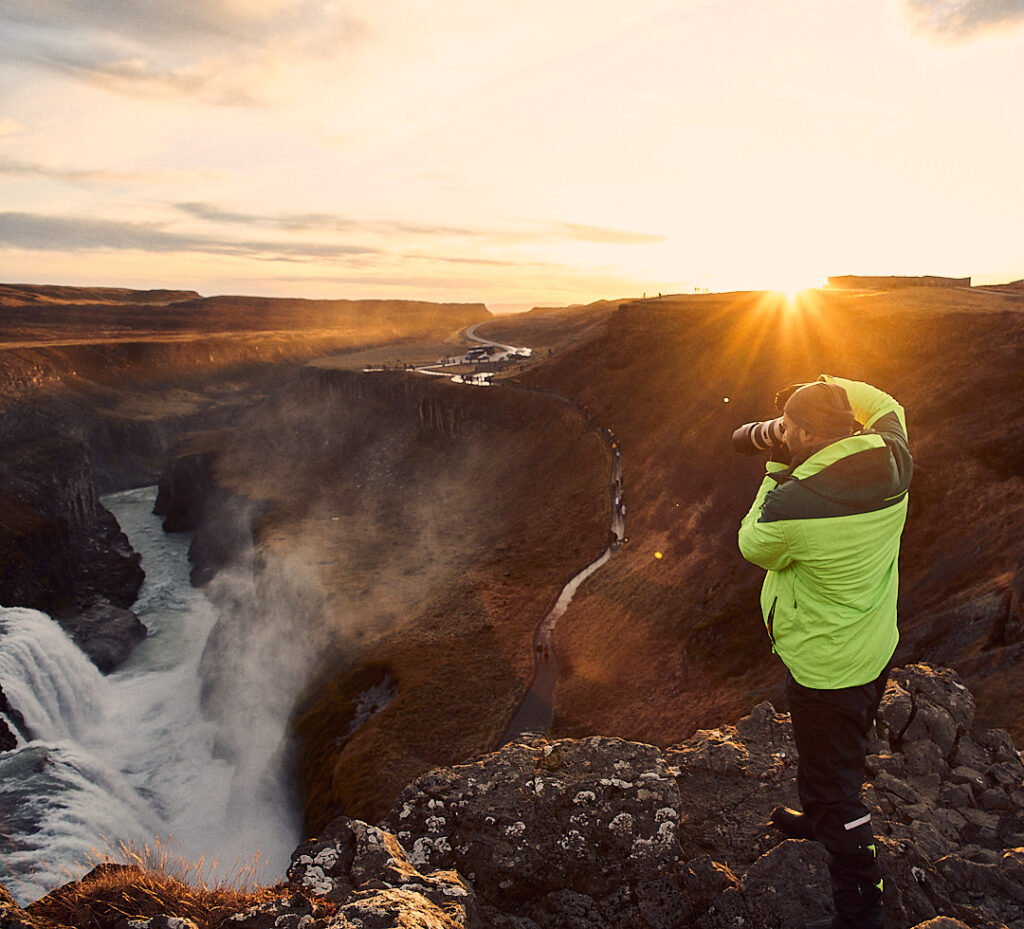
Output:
top-left (784, 382), bottom-right (856, 438)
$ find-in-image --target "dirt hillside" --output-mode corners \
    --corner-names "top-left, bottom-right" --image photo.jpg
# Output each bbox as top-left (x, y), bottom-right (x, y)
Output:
top-left (477, 287), bottom-right (1024, 747)
top-left (143, 285), bottom-right (1024, 828)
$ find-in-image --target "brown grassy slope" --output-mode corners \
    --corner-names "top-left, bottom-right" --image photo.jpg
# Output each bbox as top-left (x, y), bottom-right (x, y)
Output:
top-left (198, 371), bottom-right (610, 829)
top-left (0, 286), bottom-right (488, 355)
top-left (0, 283), bottom-right (201, 306)
top-left (483, 288), bottom-right (1024, 746)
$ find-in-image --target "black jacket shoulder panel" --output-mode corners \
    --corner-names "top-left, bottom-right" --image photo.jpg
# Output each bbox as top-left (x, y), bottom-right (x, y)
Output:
top-left (760, 443), bottom-right (908, 523)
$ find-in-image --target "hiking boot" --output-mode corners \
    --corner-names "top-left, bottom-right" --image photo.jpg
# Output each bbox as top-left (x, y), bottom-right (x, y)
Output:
top-left (770, 805), bottom-right (815, 840)
top-left (827, 846), bottom-right (884, 929)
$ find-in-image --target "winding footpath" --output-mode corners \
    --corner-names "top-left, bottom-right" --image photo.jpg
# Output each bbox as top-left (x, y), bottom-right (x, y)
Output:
top-left (499, 444), bottom-right (623, 744)
top-left (408, 323), bottom-right (624, 744)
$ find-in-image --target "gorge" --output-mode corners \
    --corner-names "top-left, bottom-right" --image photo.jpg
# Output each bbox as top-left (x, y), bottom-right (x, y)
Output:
top-left (1, 283), bottom-right (1024, 927)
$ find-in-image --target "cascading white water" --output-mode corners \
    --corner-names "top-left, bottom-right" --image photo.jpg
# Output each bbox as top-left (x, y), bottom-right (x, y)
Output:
top-left (0, 486), bottom-right (300, 905)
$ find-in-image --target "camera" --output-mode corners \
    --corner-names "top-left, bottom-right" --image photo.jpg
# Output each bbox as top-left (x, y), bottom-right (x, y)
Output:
top-left (732, 416), bottom-right (785, 455)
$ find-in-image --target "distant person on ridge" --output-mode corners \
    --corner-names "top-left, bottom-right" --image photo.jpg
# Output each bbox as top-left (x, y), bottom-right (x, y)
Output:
top-left (737, 376), bottom-right (912, 929)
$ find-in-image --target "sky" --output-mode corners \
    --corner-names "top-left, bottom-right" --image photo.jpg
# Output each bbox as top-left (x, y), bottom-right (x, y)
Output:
top-left (2, 0), bottom-right (1023, 312)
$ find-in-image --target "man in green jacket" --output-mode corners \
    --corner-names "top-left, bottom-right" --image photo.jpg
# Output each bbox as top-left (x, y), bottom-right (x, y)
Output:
top-left (738, 376), bottom-right (912, 929)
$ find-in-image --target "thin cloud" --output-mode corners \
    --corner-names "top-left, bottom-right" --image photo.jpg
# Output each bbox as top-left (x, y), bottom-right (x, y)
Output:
top-left (552, 222), bottom-right (668, 245)
top-left (2, 0), bottom-right (348, 49)
top-left (176, 203), bottom-right (280, 226)
top-left (175, 203), bottom-right (482, 237)
top-left (901, 0), bottom-right (1024, 37)
top-left (406, 253), bottom-right (557, 269)
top-left (287, 216), bottom-right (479, 238)
top-left (0, 212), bottom-right (380, 261)
top-left (173, 202), bottom-right (666, 246)
top-left (73, 56), bottom-right (262, 106)
top-left (6, 43), bottom-right (267, 106)
top-left (0, 156), bottom-right (170, 186)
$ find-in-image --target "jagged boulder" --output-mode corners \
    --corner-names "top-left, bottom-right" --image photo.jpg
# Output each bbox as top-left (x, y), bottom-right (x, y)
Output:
top-left (57, 597), bottom-right (148, 674)
top-left (119, 918), bottom-right (199, 929)
top-left (677, 663), bottom-right (1024, 929)
top-left (382, 735), bottom-right (682, 915)
top-left (353, 668), bottom-right (1023, 928)
top-left (226, 817), bottom-right (480, 929)
top-left (664, 699), bottom-right (801, 869)
top-left (220, 894), bottom-right (326, 929)
top-left (699, 839), bottom-right (832, 928)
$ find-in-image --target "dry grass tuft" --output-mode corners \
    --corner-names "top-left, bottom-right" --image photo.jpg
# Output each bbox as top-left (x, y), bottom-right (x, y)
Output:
top-left (26, 840), bottom-right (284, 929)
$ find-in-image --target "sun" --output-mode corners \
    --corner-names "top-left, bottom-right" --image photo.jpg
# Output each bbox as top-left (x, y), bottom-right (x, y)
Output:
top-left (773, 274), bottom-right (824, 300)
top-left (767, 274), bottom-right (825, 308)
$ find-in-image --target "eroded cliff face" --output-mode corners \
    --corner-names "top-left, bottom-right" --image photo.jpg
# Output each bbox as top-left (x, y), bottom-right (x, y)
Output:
top-left (0, 433), bottom-right (146, 669)
top-left (0, 683), bottom-right (30, 751)
top-left (0, 356), bottom-right (277, 676)
top-left (7, 664), bottom-right (1021, 929)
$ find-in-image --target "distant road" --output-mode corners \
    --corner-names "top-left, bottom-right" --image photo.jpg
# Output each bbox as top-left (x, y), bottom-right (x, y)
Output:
top-left (404, 323), bottom-right (531, 386)
top-left (463, 323), bottom-right (526, 356)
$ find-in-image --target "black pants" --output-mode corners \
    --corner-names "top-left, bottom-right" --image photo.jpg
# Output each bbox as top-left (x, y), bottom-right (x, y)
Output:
top-left (786, 659), bottom-right (892, 928)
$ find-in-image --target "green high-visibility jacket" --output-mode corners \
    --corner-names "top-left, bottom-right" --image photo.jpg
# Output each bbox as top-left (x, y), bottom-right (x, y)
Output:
top-left (738, 376), bottom-right (912, 689)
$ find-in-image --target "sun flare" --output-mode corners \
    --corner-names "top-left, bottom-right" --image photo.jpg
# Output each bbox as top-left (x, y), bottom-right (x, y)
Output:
top-left (768, 275), bottom-right (824, 305)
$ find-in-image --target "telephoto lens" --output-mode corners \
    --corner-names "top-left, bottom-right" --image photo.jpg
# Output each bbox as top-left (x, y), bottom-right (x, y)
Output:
top-left (731, 416), bottom-right (784, 455)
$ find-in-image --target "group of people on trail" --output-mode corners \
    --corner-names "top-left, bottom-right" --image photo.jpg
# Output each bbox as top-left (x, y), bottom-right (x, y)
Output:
top-left (738, 376), bottom-right (911, 929)
top-left (611, 462), bottom-right (626, 548)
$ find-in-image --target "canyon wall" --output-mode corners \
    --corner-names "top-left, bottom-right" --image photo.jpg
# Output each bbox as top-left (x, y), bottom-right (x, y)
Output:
top-left (151, 366), bottom-right (611, 828)
top-left (0, 431), bottom-right (145, 666)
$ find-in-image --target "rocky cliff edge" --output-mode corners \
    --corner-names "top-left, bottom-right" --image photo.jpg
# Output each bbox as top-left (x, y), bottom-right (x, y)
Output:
top-left (4, 663), bottom-right (1022, 929)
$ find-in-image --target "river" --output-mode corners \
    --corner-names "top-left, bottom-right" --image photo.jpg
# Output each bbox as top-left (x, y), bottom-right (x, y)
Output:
top-left (0, 486), bottom-right (299, 905)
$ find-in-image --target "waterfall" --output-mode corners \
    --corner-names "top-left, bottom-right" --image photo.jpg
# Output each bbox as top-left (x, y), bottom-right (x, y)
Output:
top-left (0, 486), bottom-right (300, 905)
top-left (0, 609), bottom-right (164, 904)
top-left (0, 608), bottom-right (107, 742)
